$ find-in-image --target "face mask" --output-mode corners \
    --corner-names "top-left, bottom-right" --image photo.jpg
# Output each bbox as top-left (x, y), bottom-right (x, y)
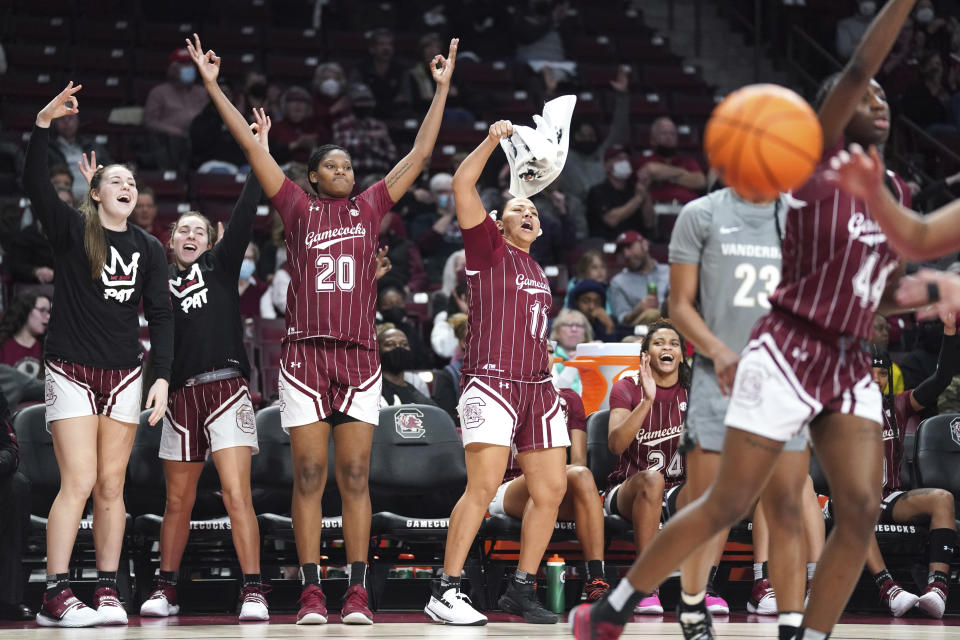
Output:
top-left (381, 307), bottom-right (405, 324)
top-left (611, 159), bottom-right (633, 180)
top-left (436, 193), bottom-right (451, 209)
top-left (247, 82), bottom-right (267, 98)
top-left (319, 78), bottom-right (342, 97)
top-left (239, 259), bottom-right (256, 280)
top-left (916, 7), bottom-right (934, 23)
top-left (380, 347), bottom-right (417, 373)
top-left (653, 144), bottom-right (676, 159)
top-left (179, 66), bottom-right (196, 84)
top-left (858, 1), bottom-right (876, 16)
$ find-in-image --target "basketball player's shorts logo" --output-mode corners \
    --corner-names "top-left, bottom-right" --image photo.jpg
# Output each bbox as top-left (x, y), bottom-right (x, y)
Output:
top-left (236, 406), bottom-right (256, 434)
top-left (679, 401), bottom-right (687, 412)
top-left (395, 408), bottom-right (425, 439)
top-left (950, 417), bottom-right (960, 447)
top-left (44, 377), bottom-right (57, 406)
top-left (733, 363), bottom-right (766, 408)
top-left (461, 398), bottom-right (486, 430)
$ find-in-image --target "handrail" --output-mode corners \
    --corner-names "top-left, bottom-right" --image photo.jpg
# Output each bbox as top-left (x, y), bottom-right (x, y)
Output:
top-left (786, 25), bottom-right (842, 94)
top-left (895, 115), bottom-right (960, 178)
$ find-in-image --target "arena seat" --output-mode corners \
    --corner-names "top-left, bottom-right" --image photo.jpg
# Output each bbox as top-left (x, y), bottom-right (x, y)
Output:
top-left (4, 43), bottom-right (69, 71)
top-left (585, 410), bottom-right (631, 539)
top-left (6, 15), bottom-right (73, 44)
top-left (915, 413), bottom-right (960, 494)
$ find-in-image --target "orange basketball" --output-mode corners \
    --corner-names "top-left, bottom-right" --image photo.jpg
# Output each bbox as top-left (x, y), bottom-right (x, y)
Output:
top-left (704, 83), bottom-right (822, 201)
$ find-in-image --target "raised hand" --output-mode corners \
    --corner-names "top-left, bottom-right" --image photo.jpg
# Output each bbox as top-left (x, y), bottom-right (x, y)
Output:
top-left (250, 107), bottom-right (271, 152)
top-left (828, 143), bottom-right (885, 203)
top-left (488, 119), bottom-right (513, 142)
top-left (78, 151), bottom-right (102, 185)
top-left (36, 82), bottom-right (82, 128)
top-left (185, 33), bottom-right (220, 85)
top-left (375, 245), bottom-right (392, 280)
top-left (896, 269), bottom-right (960, 321)
top-left (431, 38), bottom-right (458, 87)
top-left (214, 221), bottom-right (225, 245)
top-left (637, 352), bottom-right (657, 401)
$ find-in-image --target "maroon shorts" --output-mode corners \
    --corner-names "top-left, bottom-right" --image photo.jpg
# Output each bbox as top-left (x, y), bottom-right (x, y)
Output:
top-left (278, 338), bottom-right (382, 430)
top-left (161, 377), bottom-right (257, 462)
top-left (44, 359), bottom-right (142, 427)
top-left (458, 376), bottom-right (570, 453)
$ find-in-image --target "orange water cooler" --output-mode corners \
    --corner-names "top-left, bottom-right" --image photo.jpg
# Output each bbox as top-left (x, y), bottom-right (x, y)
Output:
top-left (563, 343), bottom-right (643, 414)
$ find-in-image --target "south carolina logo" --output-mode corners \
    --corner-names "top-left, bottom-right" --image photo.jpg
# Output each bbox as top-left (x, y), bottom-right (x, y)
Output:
top-left (236, 406), bottom-right (255, 434)
top-left (395, 409), bottom-right (425, 439)
top-left (733, 363), bottom-right (765, 408)
top-left (461, 397), bottom-right (486, 430)
top-left (44, 377), bottom-right (57, 406)
top-left (950, 417), bottom-right (960, 448)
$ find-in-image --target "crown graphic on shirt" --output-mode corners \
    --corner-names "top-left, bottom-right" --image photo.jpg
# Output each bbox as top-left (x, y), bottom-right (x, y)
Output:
top-left (101, 246), bottom-right (141, 287)
top-left (168, 263), bottom-right (206, 298)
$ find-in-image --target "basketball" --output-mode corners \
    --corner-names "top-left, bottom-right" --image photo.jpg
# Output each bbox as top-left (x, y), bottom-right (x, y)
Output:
top-left (704, 83), bottom-right (823, 201)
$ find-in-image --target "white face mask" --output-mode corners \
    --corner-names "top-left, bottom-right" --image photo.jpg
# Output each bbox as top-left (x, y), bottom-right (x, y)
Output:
top-left (319, 78), bottom-right (341, 97)
top-left (916, 7), bottom-right (935, 23)
top-left (612, 159), bottom-right (633, 180)
top-left (858, 1), bottom-right (876, 16)
top-left (500, 94), bottom-right (577, 198)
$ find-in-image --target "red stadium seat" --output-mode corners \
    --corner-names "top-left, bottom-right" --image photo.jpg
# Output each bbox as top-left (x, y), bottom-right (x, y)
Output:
top-left (630, 93), bottom-right (670, 119)
top-left (139, 170), bottom-right (189, 200)
top-left (568, 36), bottom-right (617, 64)
top-left (11, 0), bottom-right (74, 16)
top-left (0, 71), bottom-right (65, 101)
top-left (456, 62), bottom-right (513, 87)
top-left (196, 200), bottom-right (234, 222)
top-left (139, 22), bottom-right (198, 49)
top-left (8, 15), bottom-right (72, 44)
top-left (71, 47), bottom-right (133, 73)
top-left (4, 44), bottom-right (69, 70)
top-left (253, 317), bottom-right (286, 344)
top-left (618, 38), bottom-right (677, 64)
top-left (326, 31), bottom-right (372, 57)
top-left (263, 54), bottom-right (322, 84)
top-left (644, 64), bottom-right (704, 90)
top-left (193, 173), bottom-right (246, 200)
top-left (154, 201), bottom-right (193, 228)
top-left (75, 17), bottom-right (135, 45)
top-left (201, 24), bottom-right (263, 49)
top-left (264, 26), bottom-right (322, 52)
top-left (74, 75), bottom-right (131, 106)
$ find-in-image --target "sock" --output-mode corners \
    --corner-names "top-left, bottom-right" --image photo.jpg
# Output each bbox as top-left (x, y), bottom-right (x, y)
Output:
top-left (762, 561), bottom-right (769, 579)
top-left (157, 570), bottom-right (177, 586)
top-left (680, 589), bottom-right (706, 606)
top-left (45, 573), bottom-right (70, 598)
top-left (928, 528), bottom-right (956, 566)
top-left (872, 569), bottom-right (893, 590)
top-left (753, 562), bottom-right (763, 581)
top-left (242, 573), bottom-right (262, 588)
top-left (512, 569), bottom-right (536, 588)
top-left (96, 570), bottom-right (118, 590)
top-left (707, 565), bottom-right (719, 593)
top-left (778, 611), bottom-right (803, 640)
top-left (806, 562), bottom-right (817, 582)
top-left (438, 572), bottom-right (460, 593)
top-left (603, 579), bottom-right (646, 625)
top-left (586, 560), bottom-right (605, 582)
top-left (928, 570), bottom-right (950, 587)
top-left (300, 563), bottom-right (321, 587)
top-left (796, 627), bottom-right (828, 640)
top-left (348, 562), bottom-right (367, 588)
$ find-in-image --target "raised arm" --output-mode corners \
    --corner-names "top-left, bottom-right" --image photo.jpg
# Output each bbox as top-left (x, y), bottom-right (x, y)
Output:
top-left (384, 38), bottom-right (458, 202)
top-left (452, 120), bottom-right (512, 230)
top-left (185, 34), bottom-right (284, 198)
top-left (217, 109), bottom-right (270, 268)
top-left (818, 0), bottom-right (917, 149)
top-left (908, 310), bottom-right (958, 412)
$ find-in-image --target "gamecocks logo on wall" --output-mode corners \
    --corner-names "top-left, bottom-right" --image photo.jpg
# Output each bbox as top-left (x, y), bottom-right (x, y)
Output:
top-left (950, 417), bottom-right (960, 448)
top-left (395, 409), bottom-right (425, 439)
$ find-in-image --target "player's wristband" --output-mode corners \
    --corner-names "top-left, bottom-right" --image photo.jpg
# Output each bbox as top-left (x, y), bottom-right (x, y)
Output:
top-left (927, 282), bottom-right (941, 304)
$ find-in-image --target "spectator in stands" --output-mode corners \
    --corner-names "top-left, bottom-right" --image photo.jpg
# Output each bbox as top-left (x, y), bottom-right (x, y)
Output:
top-left (836, 1), bottom-right (879, 60)
top-left (189, 81), bottom-right (248, 172)
top-left (54, 185), bottom-right (74, 207)
top-left (272, 86), bottom-right (323, 165)
top-left (914, 0), bottom-right (955, 60)
top-left (130, 186), bottom-right (171, 249)
top-left (431, 312), bottom-right (468, 424)
top-left (411, 172), bottom-right (463, 281)
top-left (898, 318), bottom-right (945, 389)
top-left (586, 146), bottom-right (654, 240)
top-left (234, 70), bottom-right (269, 121)
top-left (635, 117), bottom-right (708, 207)
top-left (379, 211), bottom-right (428, 293)
top-left (880, 15), bottom-right (920, 98)
top-left (238, 242), bottom-right (266, 320)
top-left (48, 164), bottom-right (72, 194)
top-left (0, 291), bottom-right (49, 379)
top-left (0, 391), bottom-right (32, 621)
top-left (513, 0), bottom-right (576, 104)
top-left (862, 318), bottom-right (958, 619)
top-left (144, 48), bottom-right (210, 173)
top-left (900, 51), bottom-right (958, 132)
top-left (332, 83), bottom-right (398, 178)
top-left (378, 327), bottom-right (439, 406)
top-left (529, 184), bottom-right (579, 266)
top-left (568, 279), bottom-right (617, 342)
top-left (609, 231), bottom-right (670, 328)
top-left (558, 65), bottom-right (631, 235)
top-left (311, 62), bottom-right (352, 132)
top-left (566, 250), bottom-right (611, 309)
top-left (868, 314), bottom-right (905, 394)
top-left (377, 285), bottom-right (434, 369)
top-left (4, 172), bottom-right (57, 283)
top-left (402, 33), bottom-right (475, 123)
top-left (550, 308), bottom-right (591, 393)
top-left (350, 28), bottom-right (408, 119)
top-left (440, 249), bottom-right (466, 297)
top-left (47, 114), bottom-right (111, 202)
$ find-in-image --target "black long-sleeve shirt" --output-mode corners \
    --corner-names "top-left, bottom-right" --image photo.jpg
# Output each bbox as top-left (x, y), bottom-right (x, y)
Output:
top-left (24, 125), bottom-right (174, 380)
top-left (0, 391), bottom-right (18, 478)
top-left (168, 175), bottom-right (262, 390)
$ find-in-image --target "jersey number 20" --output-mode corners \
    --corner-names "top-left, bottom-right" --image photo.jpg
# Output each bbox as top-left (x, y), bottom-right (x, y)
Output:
top-left (315, 255), bottom-right (356, 292)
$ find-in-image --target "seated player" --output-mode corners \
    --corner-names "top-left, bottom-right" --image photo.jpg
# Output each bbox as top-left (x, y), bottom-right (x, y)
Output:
top-left (489, 384), bottom-right (610, 602)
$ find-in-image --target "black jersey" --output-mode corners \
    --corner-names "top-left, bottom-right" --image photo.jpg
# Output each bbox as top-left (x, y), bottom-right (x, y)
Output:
top-left (23, 126), bottom-right (173, 380)
top-left (168, 175), bottom-right (262, 390)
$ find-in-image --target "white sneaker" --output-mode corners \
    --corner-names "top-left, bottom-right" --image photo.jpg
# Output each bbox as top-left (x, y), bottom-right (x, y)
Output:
top-left (879, 579), bottom-right (920, 617)
top-left (917, 584), bottom-right (947, 619)
top-left (747, 578), bottom-right (778, 615)
top-left (140, 584), bottom-right (180, 617)
top-left (36, 589), bottom-right (101, 628)
top-left (238, 584), bottom-right (270, 621)
top-left (94, 588), bottom-right (128, 625)
top-left (425, 588), bottom-right (487, 625)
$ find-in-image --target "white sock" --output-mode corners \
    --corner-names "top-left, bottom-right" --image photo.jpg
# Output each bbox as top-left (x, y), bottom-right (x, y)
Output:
top-left (801, 629), bottom-right (828, 640)
top-left (807, 562), bottom-right (817, 582)
top-left (779, 612), bottom-right (803, 628)
top-left (681, 590), bottom-right (705, 606)
top-left (753, 562), bottom-right (763, 581)
top-left (608, 579), bottom-right (637, 613)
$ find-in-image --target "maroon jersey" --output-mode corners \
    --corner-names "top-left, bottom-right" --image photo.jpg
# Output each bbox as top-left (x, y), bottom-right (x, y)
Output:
top-left (770, 142), bottom-right (905, 340)
top-left (881, 390), bottom-right (920, 497)
top-left (607, 377), bottom-right (688, 490)
top-left (270, 177), bottom-right (394, 350)
top-left (461, 215), bottom-right (551, 382)
top-left (503, 387), bottom-right (586, 482)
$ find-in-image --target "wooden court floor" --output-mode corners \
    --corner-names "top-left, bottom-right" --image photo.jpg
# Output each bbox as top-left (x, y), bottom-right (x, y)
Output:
top-left (2, 613), bottom-right (959, 639)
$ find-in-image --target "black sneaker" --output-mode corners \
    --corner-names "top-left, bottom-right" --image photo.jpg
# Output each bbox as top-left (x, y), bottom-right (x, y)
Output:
top-left (498, 581), bottom-right (558, 624)
top-left (677, 600), bottom-right (714, 640)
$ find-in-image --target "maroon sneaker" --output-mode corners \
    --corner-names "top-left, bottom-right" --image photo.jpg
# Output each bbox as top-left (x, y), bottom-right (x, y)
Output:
top-left (36, 588), bottom-right (100, 628)
top-left (296, 584), bottom-right (328, 625)
top-left (341, 583), bottom-right (373, 624)
top-left (569, 602), bottom-right (625, 640)
top-left (93, 587), bottom-right (127, 625)
top-left (140, 583), bottom-right (179, 617)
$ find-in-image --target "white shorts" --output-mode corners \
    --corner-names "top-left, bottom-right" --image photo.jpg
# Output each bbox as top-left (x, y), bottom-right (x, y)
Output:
top-left (44, 360), bottom-right (142, 429)
top-left (458, 376), bottom-right (570, 453)
top-left (724, 336), bottom-right (880, 442)
top-left (160, 377), bottom-right (259, 462)
top-left (488, 478), bottom-right (516, 517)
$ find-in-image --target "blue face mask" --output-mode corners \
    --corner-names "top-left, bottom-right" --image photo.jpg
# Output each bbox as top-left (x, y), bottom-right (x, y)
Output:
top-left (239, 259), bottom-right (256, 280)
top-left (179, 65), bottom-right (197, 84)
top-left (437, 193), bottom-right (451, 209)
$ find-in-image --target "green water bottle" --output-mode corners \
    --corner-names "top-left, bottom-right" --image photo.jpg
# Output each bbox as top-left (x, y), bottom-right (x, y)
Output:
top-left (546, 554), bottom-right (565, 614)
top-left (647, 280), bottom-right (658, 298)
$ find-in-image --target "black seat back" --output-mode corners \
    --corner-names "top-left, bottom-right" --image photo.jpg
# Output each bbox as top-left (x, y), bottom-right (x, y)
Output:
top-left (915, 413), bottom-right (960, 493)
top-left (808, 451), bottom-right (830, 496)
top-left (899, 430), bottom-right (917, 491)
top-left (126, 409), bottom-right (165, 517)
top-left (12, 404), bottom-right (57, 515)
top-left (586, 410), bottom-right (616, 491)
top-left (251, 406), bottom-right (292, 515)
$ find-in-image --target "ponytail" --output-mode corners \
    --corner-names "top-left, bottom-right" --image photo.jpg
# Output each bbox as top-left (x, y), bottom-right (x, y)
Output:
top-left (79, 164), bottom-right (135, 280)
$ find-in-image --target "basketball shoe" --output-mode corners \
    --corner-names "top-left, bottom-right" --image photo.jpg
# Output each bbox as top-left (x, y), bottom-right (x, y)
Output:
top-left (35, 589), bottom-right (100, 627)
top-left (296, 584), bottom-right (328, 624)
top-left (93, 587), bottom-right (127, 625)
top-left (342, 584), bottom-right (373, 624)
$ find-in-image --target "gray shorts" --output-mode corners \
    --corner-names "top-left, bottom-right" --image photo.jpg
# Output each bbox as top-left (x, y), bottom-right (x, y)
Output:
top-left (684, 360), bottom-right (807, 453)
